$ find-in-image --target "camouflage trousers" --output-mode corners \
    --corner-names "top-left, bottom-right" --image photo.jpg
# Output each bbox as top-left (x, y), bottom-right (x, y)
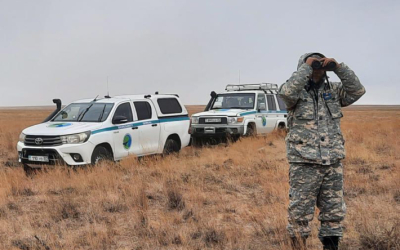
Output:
top-left (287, 162), bottom-right (346, 239)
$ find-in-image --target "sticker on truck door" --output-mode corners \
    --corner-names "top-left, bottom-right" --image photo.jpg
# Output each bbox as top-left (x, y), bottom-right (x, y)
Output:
top-left (262, 116), bottom-right (267, 126)
top-left (123, 134), bottom-right (132, 150)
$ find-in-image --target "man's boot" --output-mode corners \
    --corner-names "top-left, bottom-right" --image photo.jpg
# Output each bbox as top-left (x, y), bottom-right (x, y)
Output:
top-left (290, 236), bottom-right (307, 249)
top-left (322, 236), bottom-right (339, 250)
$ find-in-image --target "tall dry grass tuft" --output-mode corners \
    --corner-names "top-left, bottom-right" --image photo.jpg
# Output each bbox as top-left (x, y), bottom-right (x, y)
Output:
top-left (0, 106), bottom-right (399, 249)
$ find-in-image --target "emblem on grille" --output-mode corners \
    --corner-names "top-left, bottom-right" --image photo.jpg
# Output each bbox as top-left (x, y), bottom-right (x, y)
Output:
top-left (35, 138), bottom-right (43, 145)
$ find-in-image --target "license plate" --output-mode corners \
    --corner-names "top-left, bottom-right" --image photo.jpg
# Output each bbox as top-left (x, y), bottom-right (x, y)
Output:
top-left (205, 118), bottom-right (221, 123)
top-left (28, 155), bottom-right (49, 162)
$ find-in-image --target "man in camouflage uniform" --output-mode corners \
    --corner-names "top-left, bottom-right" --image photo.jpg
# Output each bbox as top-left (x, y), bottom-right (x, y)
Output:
top-left (278, 52), bottom-right (366, 250)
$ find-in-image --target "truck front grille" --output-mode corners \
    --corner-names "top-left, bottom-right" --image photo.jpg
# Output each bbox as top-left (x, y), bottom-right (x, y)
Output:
top-left (199, 117), bottom-right (227, 124)
top-left (25, 135), bottom-right (63, 147)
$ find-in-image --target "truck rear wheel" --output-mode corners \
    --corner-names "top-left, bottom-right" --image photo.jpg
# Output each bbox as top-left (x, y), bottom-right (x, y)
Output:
top-left (163, 139), bottom-right (180, 155)
top-left (91, 146), bottom-right (112, 165)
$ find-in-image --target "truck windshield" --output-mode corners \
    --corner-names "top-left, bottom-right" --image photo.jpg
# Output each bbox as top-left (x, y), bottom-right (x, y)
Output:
top-left (52, 103), bottom-right (114, 122)
top-left (211, 93), bottom-right (255, 110)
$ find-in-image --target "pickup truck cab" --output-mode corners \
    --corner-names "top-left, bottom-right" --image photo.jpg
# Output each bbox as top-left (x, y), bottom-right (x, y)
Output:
top-left (190, 83), bottom-right (287, 143)
top-left (17, 94), bottom-right (190, 169)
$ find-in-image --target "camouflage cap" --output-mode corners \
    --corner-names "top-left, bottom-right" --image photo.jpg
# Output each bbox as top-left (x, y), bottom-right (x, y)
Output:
top-left (297, 52), bottom-right (326, 70)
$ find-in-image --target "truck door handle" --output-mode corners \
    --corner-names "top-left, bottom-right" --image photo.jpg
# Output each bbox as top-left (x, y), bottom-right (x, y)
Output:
top-left (132, 127), bottom-right (138, 130)
top-left (152, 124), bottom-right (158, 127)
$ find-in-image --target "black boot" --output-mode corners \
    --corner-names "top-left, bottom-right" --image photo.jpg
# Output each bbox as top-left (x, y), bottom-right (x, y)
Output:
top-left (290, 236), bottom-right (307, 249)
top-left (322, 236), bottom-right (339, 250)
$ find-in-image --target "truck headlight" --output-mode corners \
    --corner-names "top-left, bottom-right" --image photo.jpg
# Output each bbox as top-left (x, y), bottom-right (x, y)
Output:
top-left (61, 131), bottom-right (91, 144)
top-left (191, 117), bottom-right (199, 124)
top-left (19, 133), bottom-right (26, 143)
top-left (227, 117), bottom-right (244, 124)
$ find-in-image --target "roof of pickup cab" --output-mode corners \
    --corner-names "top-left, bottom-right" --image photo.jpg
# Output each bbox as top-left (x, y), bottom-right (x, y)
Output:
top-left (73, 94), bottom-right (180, 104)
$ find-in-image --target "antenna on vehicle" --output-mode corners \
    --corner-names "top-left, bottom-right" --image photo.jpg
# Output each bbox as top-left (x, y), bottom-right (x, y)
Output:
top-left (105, 76), bottom-right (111, 98)
top-left (92, 95), bottom-right (99, 102)
top-left (239, 70), bottom-right (241, 84)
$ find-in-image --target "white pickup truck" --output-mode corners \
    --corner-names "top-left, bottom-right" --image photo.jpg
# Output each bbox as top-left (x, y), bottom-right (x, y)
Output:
top-left (17, 94), bottom-right (191, 170)
top-left (190, 83), bottom-right (287, 144)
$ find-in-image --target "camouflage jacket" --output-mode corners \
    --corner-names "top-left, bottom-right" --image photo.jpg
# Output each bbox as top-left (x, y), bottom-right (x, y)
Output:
top-left (278, 53), bottom-right (366, 165)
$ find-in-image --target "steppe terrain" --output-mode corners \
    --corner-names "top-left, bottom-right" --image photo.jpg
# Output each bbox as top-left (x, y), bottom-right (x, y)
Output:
top-left (0, 106), bottom-right (399, 249)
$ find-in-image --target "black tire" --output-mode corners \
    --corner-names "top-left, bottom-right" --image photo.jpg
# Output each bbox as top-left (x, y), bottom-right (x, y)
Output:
top-left (245, 124), bottom-right (257, 137)
top-left (227, 134), bottom-right (240, 143)
top-left (163, 139), bottom-right (180, 155)
top-left (91, 146), bottom-right (112, 165)
top-left (191, 137), bottom-right (203, 147)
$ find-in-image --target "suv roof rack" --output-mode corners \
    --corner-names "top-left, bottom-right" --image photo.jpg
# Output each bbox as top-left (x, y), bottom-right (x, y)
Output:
top-left (225, 83), bottom-right (279, 94)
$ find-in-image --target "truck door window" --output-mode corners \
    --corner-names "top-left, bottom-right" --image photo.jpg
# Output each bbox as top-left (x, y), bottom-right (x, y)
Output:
top-left (267, 95), bottom-right (277, 111)
top-left (113, 103), bottom-right (133, 122)
top-left (134, 101), bottom-right (152, 120)
top-left (277, 96), bottom-right (287, 111)
top-left (257, 94), bottom-right (266, 110)
top-left (157, 98), bottom-right (183, 114)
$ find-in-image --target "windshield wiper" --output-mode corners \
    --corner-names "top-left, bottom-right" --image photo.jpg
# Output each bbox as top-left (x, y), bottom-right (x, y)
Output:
top-left (98, 104), bottom-right (107, 122)
top-left (77, 103), bottom-right (94, 122)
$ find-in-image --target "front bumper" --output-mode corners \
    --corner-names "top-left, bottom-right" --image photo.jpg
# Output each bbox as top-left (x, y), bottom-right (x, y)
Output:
top-left (190, 124), bottom-right (244, 137)
top-left (17, 141), bottom-right (95, 166)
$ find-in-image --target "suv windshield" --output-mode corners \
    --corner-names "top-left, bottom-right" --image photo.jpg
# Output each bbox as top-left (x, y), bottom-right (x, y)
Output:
top-left (52, 103), bottom-right (114, 122)
top-left (211, 93), bottom-right (255, 110)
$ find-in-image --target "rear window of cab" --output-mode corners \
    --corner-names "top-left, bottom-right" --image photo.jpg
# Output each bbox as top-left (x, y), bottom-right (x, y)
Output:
top-left (157, 98), bottom-right (183, 114)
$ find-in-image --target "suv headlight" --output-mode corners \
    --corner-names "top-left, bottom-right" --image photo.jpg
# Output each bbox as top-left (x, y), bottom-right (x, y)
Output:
top-left (227, 117), bottom-right (244, 124)
top-left (19, 133), bottom-right (26, 143)
top-left (191, 117), bottom-right (199, 124)
top-left (61, 131), bottom-right (91, 144)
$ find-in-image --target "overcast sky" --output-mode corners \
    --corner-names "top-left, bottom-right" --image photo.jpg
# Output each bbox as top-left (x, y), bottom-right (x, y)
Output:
top-left (1, 0), bottom-right (399, 107)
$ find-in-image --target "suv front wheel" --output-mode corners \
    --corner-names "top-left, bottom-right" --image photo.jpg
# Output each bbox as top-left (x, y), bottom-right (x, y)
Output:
top-left (245, 124), bottom-right (257, 137)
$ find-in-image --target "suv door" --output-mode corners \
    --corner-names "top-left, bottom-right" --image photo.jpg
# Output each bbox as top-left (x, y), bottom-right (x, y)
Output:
top-left (133, 100), bottom-right (160, 154)
top-left (255, 93), bottom-right (268, 134)
top-left (111, 102), bottom-right (140, 159)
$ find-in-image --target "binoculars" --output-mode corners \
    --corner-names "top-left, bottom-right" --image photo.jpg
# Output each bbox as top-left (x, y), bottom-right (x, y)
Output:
top-left (311, 60), bottom-right (337, 71)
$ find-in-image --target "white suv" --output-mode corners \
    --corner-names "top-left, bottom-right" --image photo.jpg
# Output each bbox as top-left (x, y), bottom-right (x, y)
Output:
top-left (190, 83), bottom-right (287, 143)
top-left (17, 94), bottom-right (190, 170)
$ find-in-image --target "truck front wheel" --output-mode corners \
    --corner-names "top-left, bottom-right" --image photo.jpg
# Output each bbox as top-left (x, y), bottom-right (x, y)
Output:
top-left (91, 146), bottom-right (112, 165)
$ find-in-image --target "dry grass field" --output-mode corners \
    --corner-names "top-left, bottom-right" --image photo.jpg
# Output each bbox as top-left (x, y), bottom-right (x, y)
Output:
top-left (0, 106), bottom-right (399, 250)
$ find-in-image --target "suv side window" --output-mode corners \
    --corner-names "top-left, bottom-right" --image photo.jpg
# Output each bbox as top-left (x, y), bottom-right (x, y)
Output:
top-left (134, 101), bottom-right (152, 120)
top-left (113, 103), bottom-right (133, 122)
top-left (257, 94), bottom-right (266, 110)
top-left (267, 95), bottom-right (277, 111)
top-left (277, 96), bottom-right (287, 111)
top-left (157, 98), bottom-right (183, 114)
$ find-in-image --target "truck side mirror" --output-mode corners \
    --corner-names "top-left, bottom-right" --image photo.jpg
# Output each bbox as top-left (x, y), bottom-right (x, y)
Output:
top-left (258, 103), bottom-right (266, 111)
top-left (112, 115), bottom-right (128, 124)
